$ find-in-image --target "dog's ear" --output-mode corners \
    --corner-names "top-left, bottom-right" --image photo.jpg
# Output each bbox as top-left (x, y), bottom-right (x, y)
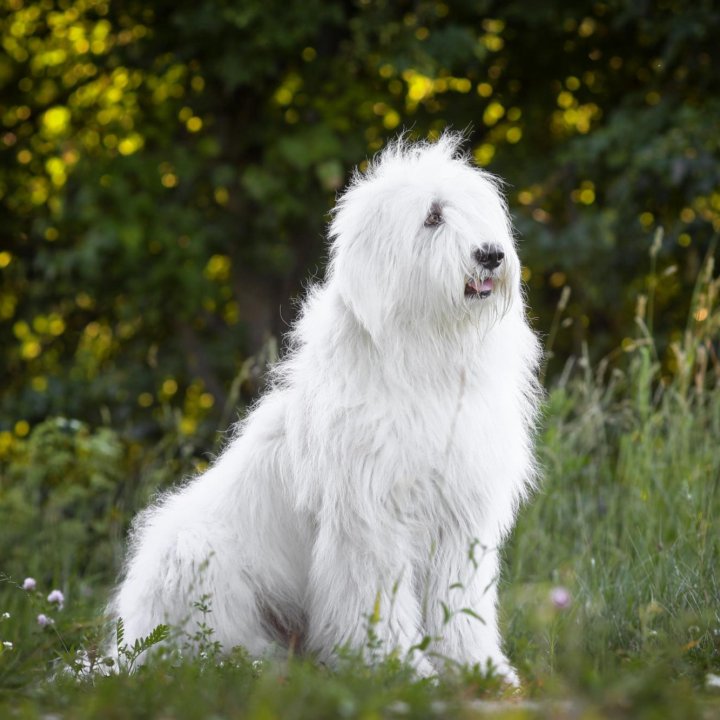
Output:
top-left (329, 181), bottom-right (401, 345)
top-left (330, 238), bottom-right (391, 345)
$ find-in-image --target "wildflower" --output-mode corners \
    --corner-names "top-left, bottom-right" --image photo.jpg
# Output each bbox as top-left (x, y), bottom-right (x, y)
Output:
top-left (22, 577), bottom-right (36, 591)
top-left (2, 641), bottom-right (12, 650)
top-left (37, 614), bottom-right (53, 627)
top-left (1, 612), bottom-right (9, 620)
top-left (47, 589), bottom-right (65, 608)
top-left (550, 586), bottom-right (572, 610)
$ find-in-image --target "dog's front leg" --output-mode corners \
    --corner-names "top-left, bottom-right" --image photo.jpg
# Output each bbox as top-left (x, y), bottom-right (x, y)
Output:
top-left (305, 517), bottom-right (434, 676)
top-left (425, 538), bottom-right (519, 685)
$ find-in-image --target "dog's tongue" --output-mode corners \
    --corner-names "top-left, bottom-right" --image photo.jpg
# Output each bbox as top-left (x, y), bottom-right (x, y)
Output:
top-left (469, 278), bottom-right (494, 293)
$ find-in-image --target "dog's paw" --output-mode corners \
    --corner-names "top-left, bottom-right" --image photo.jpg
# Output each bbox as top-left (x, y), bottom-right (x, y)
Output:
top-left (413, 655), bottom-right (438, 679)
top-left (490, 661), bottom-right (523, 692)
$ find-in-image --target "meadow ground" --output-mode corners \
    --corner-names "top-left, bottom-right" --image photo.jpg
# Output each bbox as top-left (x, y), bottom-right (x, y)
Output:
top-left (1, 260), bottom-right (719, 719)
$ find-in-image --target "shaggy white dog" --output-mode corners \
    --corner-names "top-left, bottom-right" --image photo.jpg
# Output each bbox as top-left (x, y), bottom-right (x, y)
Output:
top-left (110, 134), bottom-right (541, 682)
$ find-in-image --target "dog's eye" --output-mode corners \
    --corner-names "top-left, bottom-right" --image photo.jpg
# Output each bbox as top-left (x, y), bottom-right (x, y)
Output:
top-left (424, 205), bottom-right (443, 227)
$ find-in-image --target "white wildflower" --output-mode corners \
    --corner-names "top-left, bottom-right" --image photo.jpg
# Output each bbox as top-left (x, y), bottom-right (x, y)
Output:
top-left (550, 586), bottom-right (572, 610)
top-left (47, 589), bottom-right (65, 608)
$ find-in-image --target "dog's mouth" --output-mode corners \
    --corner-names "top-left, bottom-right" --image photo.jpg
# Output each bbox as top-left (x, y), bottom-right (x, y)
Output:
top-left (465, 277), bottom-right (494, 299)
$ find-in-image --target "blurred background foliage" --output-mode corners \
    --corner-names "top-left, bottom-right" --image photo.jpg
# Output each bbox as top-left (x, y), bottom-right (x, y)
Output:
top-left (1, 0), bottom-right (719, 450)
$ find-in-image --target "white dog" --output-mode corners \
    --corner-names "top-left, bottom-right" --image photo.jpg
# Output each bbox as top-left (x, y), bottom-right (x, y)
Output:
top-left (110, 134), bottom-right (541, 682)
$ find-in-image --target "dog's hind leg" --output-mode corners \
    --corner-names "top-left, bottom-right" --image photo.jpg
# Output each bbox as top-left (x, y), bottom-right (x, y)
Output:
top-left (108, 482), bottom-right (274, 666)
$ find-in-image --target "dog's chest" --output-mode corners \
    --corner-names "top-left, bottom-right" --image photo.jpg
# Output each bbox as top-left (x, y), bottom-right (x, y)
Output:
top-left (385, 377), bottom-right (518, 494)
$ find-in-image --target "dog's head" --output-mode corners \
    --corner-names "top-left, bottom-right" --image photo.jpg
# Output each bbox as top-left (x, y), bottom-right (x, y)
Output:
top-left (329, 133), bottom-right (522, 342)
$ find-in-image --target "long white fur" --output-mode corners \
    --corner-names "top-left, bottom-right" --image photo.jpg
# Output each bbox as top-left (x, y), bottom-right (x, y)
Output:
top-left (109, 134), bottom-right (542, 682)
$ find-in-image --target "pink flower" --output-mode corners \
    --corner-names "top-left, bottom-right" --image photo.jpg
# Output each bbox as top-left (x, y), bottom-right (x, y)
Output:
top-left (550, 586), bottom-right (572, 610)
top-left (37, 614), bottom-right (53, 627)
top-left (22, 577), bottom-right (36, 591)
top-left (47, 589), bottom-right (64, 608)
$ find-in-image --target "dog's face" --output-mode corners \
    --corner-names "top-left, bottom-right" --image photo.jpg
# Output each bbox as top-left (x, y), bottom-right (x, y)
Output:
top-left (330, 136), bottom-right (522, 341)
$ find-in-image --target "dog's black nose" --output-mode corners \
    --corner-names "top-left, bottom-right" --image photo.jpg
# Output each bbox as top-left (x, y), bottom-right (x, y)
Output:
top-left (474, 244), bottom-right (505, 270)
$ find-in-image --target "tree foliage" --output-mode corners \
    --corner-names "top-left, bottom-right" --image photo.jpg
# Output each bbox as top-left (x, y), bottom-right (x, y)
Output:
top-left (1, 0), bottom-right (719, 443)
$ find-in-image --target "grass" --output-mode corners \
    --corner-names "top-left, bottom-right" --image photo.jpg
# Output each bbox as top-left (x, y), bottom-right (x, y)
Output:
top-left (0, 248), bottom-right (719, 718)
